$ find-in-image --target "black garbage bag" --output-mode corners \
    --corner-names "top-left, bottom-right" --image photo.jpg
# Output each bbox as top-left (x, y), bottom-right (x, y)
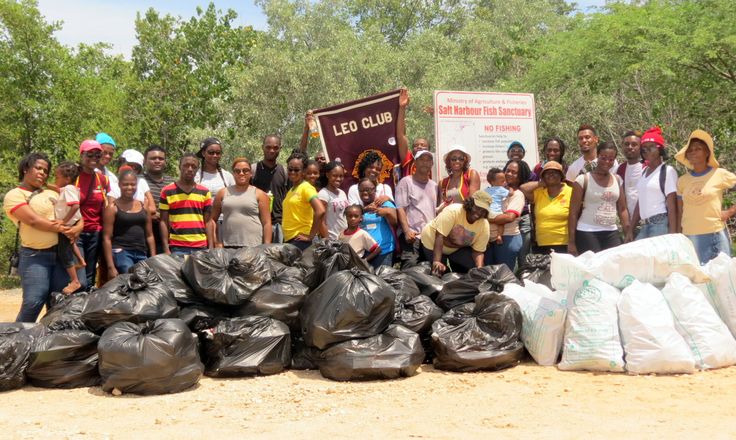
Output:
top-left (182, 248), bottom-right (271, 305)
top-left (255, 243), bottom-right (302, 266)
top-left (435, 265), bottom-right (520, 311)
top-left (431, 292), bottom-right (524, 372)
top-left (297, 240), bottom-right (371, 290)
top-left (134, 254), bottom-right (200, 305)
top-left (0, 323), bottom-right (39, 391)
top-left (374, 266), bottom-right (421, 302)
top-left (98, 319), bottom-right (203, 395)
top-left (301, 269), bottom-right (395, 349)
top-left (39, 291), bottom-right (89, 331)
top-left (201, 316), bottom-right (291, 377)
top-left (319, 325), bottom-right (424, 381)
top-left (237, 266), bottom-right (308, 329)
top-left (290, 336), bottom-right (323, 370)
top-left (441, 272), bottom-right (463, 284)
top-left (403, 263), bottom-right (445, 299)
top-left (81, 268), bottom-right (179, 333)
top-left (393, 295), bottom-right (443, 334)
top-left (518, 254), bottom-right (552, 289)
top-left (179, 304), bottom-right (233, 332)
top-left (26, 326), bottom-right (100, 388)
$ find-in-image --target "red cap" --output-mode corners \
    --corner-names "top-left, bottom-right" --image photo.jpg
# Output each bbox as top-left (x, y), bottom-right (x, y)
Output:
top-left (79, 139), bottom-right (102, 153)
top-left (641, 126), bottom-right (665, 148)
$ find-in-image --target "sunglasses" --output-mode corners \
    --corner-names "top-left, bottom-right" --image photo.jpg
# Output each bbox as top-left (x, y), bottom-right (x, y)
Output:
top-left (206, 150), bottom-right (222, 156)
top-left (233, 168), bottom-right (251, 175)
top-left (449, 156), bottom-right (465, 162)
top-left (287, 167), bottom-right (302, 173)
top-left (84, 152), bottom-right (102, 158)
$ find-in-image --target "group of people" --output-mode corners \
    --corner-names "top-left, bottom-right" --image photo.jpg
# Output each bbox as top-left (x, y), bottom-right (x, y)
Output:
top-left (5, 93), bottom-right (736, 323)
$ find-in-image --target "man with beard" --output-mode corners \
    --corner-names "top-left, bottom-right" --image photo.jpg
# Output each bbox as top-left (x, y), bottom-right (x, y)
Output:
top-left (252, 134), bottom-right (289, 243)
top-left (616, 130), bottom-right (644, 221)
top-left (566, 124), bottom-right (619, 180)
top-left (143, 144), bottom-right (175, 253)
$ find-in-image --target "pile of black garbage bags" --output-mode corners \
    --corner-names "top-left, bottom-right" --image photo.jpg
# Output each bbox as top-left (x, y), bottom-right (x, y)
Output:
top-left (1, 240), bottom-right (542, 395)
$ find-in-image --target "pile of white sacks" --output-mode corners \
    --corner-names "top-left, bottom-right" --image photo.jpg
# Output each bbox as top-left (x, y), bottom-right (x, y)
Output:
top-left (501, 234), bottom-right (736, 374)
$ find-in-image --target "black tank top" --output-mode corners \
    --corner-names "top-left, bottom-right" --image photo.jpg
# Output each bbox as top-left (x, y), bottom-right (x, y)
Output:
top-left (111, 202), bottom-right (148, 253)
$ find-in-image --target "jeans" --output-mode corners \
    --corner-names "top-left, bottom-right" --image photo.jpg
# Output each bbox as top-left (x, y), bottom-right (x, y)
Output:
top-left (170, 246), bottom-right (206, 256)
top-left (687, 228), bottom-right (732, 265)
top-left (370, 252), bottom-right (393, 269)
top-left (286, 238), bottom-right (312, 251)
top-left (17, 247), bottom-right (70, 322)
top-left (398, 233), bottom-right (424, 269)
top-left (76, 231), bottom-right (101, 289)
top-left (485, 234), bottom-right (523, 272)
top-left (636, 215), bottom-right (669, 240)
top-left (112, 248), bottom-right (148, 274)
top-left (272, 223), bottom-right (284, 244)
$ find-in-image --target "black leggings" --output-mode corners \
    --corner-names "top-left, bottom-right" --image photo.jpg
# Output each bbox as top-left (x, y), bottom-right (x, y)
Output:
top-left (575, 230), bottom-right (622, 254)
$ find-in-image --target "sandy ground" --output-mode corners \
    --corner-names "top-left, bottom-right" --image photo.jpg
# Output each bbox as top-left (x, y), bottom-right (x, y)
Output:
top-left (2, 288), bottom-right (736, 439)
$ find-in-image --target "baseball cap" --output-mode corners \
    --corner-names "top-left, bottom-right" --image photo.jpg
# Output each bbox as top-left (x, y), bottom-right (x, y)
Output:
top-left (471, 190), bottom-right (492, 214)
top-left (96, 132), bottom-right (116, 148)
top-left (120, 149), bottom-right (145, 167)
top-left (79, 139), bottom-right (102, 153)
top-left (540, 161), bottom-right (564, 177)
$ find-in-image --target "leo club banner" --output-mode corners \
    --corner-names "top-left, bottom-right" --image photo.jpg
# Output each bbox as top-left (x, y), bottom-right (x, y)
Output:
top-left (313, 89), bottom-right (401, 191)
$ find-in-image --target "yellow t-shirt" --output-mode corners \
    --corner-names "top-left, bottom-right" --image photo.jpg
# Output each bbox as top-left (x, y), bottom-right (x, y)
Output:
top-left (533, 184), bottom-right (573, 246)
top-left (3, 187), bottom-right (59, 249)
top-left (282, 181), bottom-right (319, 241)
top-left (677, 167), bottom-right (736, 235)
top-left (420, 203), bottom-right (490, 255)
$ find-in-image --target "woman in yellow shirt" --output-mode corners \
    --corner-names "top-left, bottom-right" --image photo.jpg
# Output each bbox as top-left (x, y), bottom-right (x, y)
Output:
top-left (281, 151), bottom-right (326, 251)
top-left (675, 129), bottom-right (736, 265)
top-left (519, 161), bottom-right (573, 254)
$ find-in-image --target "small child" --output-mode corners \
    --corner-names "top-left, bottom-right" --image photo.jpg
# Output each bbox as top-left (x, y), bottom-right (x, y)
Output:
top-left (53, 161), bottom-right (86, 294)
top-left (339, 205), bottom-right (381, 262)
top-left (485, 168), bottom-right (510, 244)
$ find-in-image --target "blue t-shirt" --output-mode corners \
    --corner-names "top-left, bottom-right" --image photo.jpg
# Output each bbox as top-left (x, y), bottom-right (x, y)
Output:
top-left (360, 200), bottom-right (396, 255)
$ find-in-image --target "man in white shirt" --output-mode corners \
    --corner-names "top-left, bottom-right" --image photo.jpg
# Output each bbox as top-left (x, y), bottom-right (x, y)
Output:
top-left (96, 132), bottom-right (120, 199)
top-left (566, 124), bottom-right (619, 181)
top-left (616, 130), bottom-right (643, 220)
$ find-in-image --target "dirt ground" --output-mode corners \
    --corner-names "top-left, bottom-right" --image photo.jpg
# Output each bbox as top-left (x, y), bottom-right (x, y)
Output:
top-left (2, 289), bottom-right (736, 439)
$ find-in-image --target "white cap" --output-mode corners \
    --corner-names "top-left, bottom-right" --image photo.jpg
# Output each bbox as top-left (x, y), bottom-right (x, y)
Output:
top-left (120, 149), bottom-right (144, 167)
top-left (414, 150), bottom-right (434, 161)
top-left (443, 145), bottom-right (469, 161)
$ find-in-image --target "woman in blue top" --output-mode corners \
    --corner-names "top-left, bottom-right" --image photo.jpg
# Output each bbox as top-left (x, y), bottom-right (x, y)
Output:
top-left (357, 178), bottom-right (397, 268)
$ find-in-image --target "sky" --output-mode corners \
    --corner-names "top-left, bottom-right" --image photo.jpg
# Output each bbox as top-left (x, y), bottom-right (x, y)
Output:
top-left (37, 0), bottom-right (608, 59)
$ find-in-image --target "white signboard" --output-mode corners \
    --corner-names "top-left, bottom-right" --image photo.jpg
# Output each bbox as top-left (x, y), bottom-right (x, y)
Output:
top-left (433, 91), bottom-right (538, 181)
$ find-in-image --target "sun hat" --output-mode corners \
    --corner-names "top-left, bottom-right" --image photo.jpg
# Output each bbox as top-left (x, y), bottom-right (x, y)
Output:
top-left (675, 129), bottom-right (719, 169)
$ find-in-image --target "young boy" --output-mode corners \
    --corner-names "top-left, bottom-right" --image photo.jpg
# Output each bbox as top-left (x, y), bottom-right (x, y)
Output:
top-left (53, 161), bottom-right (86, 294)
top-left (339, 204), bottom-right (382, 262)
top-left (485, 168), bottom-right (510, 244)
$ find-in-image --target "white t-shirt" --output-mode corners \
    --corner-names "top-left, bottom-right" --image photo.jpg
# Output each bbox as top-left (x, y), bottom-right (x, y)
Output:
top-left (575, 173), bottom-right (620, 232)
top-left (195, 169), bottom-right (236, 200)
top-left (347, 182), bottom-right (393, 206)
top-left (623, 162), bottom-right (644, 220)
top-left (318, 187), bottom-right (349, 240)
top-left (107, 173), bottom-right (150, 202)
top-left (635, 164), bottom-right (678, 220)
top-left (566, 156), bottom-right (619, 181)
top-left (55, 184), bottom-right (82, 225)
top-left (102, 167), bottom-right (120, 198)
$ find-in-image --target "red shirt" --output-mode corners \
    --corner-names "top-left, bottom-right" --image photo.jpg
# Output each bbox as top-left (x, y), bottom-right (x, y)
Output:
top-left (76, 170), bottom-right (110, 232)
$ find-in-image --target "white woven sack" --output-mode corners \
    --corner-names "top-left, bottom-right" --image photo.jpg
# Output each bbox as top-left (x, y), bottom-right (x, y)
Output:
top-left (502, 281), bottom-right (566, 366)
top-left (702, 253), bottom-right (736, 338)
top-left (661, 273), bottom-right (736, 370)
top-left (558, 279), bottom-right (625, 372)
top-left (618, 280), bottom-right (695, 374)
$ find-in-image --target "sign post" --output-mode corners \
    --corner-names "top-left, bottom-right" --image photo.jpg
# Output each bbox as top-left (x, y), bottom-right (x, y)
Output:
top-left (433, 91), bottom-right (538, 182)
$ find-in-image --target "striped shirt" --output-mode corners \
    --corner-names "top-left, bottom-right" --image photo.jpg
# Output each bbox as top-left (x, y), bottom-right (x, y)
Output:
top-left (160, 182), bottom-right (212, 248)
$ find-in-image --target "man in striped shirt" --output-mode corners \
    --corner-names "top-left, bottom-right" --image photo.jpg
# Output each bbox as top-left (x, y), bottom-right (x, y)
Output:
top-left (160, 153), bottom-right (213, 255)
